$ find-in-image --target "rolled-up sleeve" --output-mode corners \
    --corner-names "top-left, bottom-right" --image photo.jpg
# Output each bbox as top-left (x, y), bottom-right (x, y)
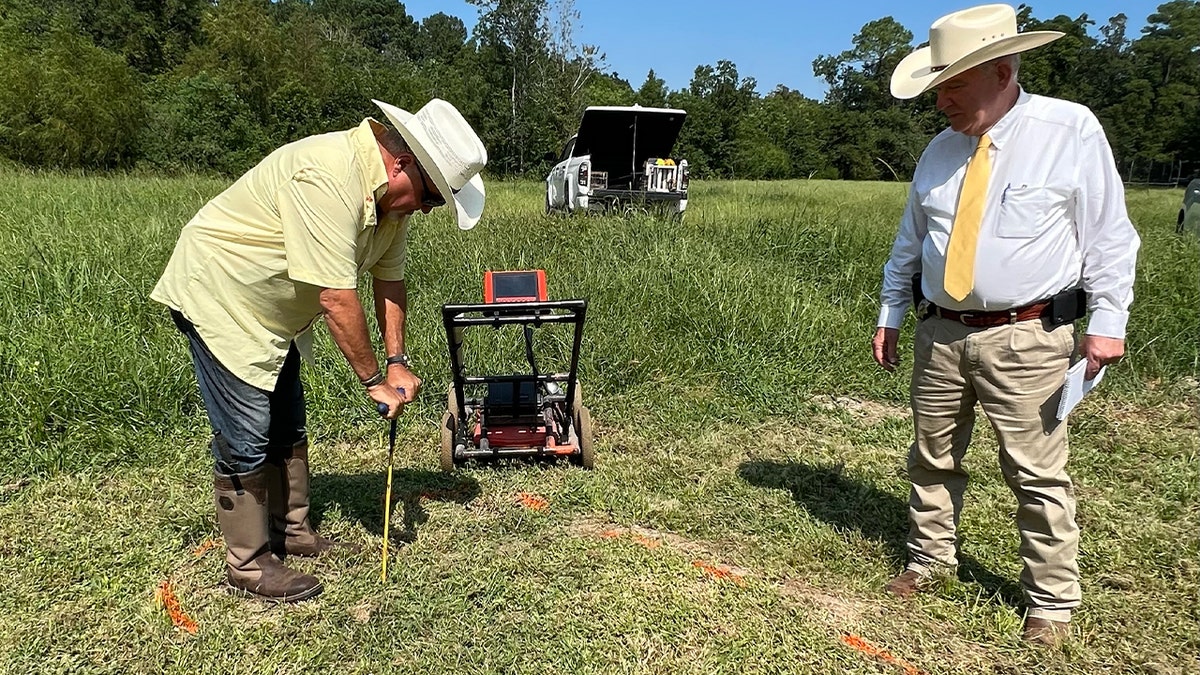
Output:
top-left (279, 168), bottom-right (360, 289)
top-left (1075, 123), bottom-right (1140, 339)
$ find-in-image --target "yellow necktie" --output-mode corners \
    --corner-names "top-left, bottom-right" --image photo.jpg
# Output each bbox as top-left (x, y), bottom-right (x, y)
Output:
top-left (944, 133), bottom-right (992, 301)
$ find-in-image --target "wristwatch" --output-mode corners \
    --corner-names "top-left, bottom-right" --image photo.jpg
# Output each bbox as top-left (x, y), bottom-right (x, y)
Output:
top-left (385, 353), bottom-right (412, 368)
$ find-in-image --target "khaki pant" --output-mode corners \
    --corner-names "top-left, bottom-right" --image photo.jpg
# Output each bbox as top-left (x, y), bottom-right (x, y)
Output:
top-left (906, 315), bottom-right (1078, 622)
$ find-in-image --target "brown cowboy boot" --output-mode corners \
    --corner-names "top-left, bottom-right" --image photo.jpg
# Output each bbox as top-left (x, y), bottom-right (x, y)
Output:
top-left (1022, 617), bottom-right (1070, 647)
top-left (214, 468), bottom-right (323, 603)
top-left (266, 441), bottom-right (360, 557)
top-left (883, 570), bottom-right (930, 598)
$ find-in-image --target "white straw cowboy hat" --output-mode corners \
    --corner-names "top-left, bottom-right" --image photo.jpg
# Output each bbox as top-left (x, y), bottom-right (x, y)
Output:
top-left (890, 4), bottom-right (1063, 100)
top-left (372, 98), bottom-right (488, 230)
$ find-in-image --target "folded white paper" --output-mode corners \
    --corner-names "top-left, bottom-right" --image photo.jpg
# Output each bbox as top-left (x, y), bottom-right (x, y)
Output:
top-left (1056, 359), bottom-right (1105, 420)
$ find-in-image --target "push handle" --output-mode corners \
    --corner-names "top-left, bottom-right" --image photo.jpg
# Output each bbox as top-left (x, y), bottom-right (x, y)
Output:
top-left (376, 388), bottom-right (407, 417)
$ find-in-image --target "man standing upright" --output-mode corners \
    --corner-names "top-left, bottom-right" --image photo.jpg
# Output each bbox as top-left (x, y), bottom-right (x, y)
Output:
top-left (153, 98), bottom-right (487, 602)
top-left (871, 4), bottom-right (1139, 646)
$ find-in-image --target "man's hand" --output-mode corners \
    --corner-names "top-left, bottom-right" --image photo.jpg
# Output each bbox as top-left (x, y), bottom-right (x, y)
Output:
top-left (368, 384), bottom-right (406, 420)
top-left (872, 327), bottom-right (901, 372)
top-left (386, 364), bottom-right (421, 404)
top-left (1080, 334), bottom-right (1124, 381)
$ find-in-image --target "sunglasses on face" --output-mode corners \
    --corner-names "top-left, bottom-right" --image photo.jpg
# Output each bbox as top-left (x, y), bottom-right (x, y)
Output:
top-left (414, 161), bottom-right (446, 209)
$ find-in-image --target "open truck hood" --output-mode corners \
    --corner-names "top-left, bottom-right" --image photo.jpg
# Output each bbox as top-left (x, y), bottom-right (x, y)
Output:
top-left (572, 106), bottom-right (687, 172)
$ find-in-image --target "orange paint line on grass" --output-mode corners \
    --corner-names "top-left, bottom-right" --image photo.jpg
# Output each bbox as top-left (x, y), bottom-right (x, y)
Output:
top-left (592, 528), bottom-right (659, 548)
top-left (692, 560), bottom-right (747, 586)
top-left (516, 492), bottom-right (549, 511)
top-left (154, 580), bottom-right (198, 634)
top-left (839, 633), bottom-right (926, 675)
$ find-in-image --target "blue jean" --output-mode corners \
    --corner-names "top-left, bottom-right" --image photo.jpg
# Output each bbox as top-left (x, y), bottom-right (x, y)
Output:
top-left (171, 311), bottom-right (307, 474)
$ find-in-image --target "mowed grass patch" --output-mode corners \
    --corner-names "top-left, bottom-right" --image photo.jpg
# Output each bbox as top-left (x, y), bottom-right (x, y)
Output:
top-left (0, 172), bottom-right (1195, 673)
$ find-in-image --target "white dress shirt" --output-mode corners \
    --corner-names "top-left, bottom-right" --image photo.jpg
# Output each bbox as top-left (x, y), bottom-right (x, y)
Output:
top-left (877, 89), bottom-right (1140, 339)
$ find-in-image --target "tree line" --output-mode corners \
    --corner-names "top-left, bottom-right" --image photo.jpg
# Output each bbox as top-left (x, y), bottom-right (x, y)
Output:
top-left (0, 0), bottom-right (1195, 181)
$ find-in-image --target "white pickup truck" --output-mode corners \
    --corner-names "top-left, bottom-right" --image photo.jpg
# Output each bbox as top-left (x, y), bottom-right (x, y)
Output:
top-left (545, 105), bottom-right (689, 218)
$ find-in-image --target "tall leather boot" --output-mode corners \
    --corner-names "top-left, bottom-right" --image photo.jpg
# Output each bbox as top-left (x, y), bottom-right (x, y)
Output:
top-left (266, 441), bottom-right (359, 557)
top-left (214, 467), bottom-right (323, 602)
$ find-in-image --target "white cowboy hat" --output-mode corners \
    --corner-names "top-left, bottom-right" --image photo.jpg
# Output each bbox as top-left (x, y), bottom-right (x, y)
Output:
top-left (890, 4), bottom-right (1063, 100)
top-left (372, 98), bottom-right (488, 230)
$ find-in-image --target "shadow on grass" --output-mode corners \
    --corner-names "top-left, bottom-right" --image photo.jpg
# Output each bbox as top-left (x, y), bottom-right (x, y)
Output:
top-left (312, 470), bottom-right (480, 545)
top-left (737, 460), bottom-right (1023, 608)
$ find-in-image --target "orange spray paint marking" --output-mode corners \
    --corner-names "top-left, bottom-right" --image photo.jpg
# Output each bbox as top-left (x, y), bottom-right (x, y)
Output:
top-left (191, 538), bottom-right (220, 558)
top-left (839, 633), bottom-right (926, 675)
top-left (692, 560), bottom-right (747, 586)
top-left (599, 529), bottom-right (622, 539)
top-left (516, 492), bottom-right (549, 511)
top-left (631, 535), bottom-right (661, 549)
top-left (154, 580), bottom-right (198, 634)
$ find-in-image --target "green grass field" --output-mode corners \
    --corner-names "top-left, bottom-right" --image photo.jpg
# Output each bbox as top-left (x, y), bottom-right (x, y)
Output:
top-left (0, 173), bottom-right (1196, 674)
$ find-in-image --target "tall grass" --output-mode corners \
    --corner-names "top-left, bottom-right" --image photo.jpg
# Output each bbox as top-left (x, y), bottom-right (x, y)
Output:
top-left (1, 173), bottom-right (1193, 476)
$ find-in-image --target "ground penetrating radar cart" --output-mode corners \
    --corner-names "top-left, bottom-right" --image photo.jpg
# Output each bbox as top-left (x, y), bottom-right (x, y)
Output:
top-left (438, 270), bottom-right (593, 471)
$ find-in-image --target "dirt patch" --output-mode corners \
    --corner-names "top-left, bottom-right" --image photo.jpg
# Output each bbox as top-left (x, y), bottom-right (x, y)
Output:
top-left (348, 599), bottom-right (373, 623)
top-left (1104, 398), bottom-right (1197, 428)
top-left (778, 577), bottom-right (875, 627)
top-left (810, 394), bottom-right (910, 426)
top-left (1, 479), bottom-right (30, 493)
top-left (568, 518), bottom-right (713, 557)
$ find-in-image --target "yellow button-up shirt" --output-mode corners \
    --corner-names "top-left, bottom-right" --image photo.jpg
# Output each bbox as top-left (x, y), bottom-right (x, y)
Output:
top-left (152, 119), bottom-right (408, 390)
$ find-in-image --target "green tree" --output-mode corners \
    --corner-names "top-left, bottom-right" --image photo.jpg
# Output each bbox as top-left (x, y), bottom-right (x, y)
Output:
top-left (811, 17), bottom-right (937, 179)
top-left (0, 16), bottom-right (143, 168)
top-left (635, 70), bottom-right (668, 108)
top-left (10, 0), bottom-right (206, 75)
top-left (1015, 10), bottom-right (1100, 102)
top-left (813, 17), bottom-right (912, 110)
top-left (681, 60), bottom-right (757, 177)
top-left (584, 72), bottom-right (635, 106)
top-left (1132, 0), bottom-right (1200, 163)
top-left (311, 0), bottom-right (418, 55)
top-left (415, 12), bottom-right (469, 64)
top-left (139, 72), bottom-right (269, 174)
top-left (469, 0), bottom-right (604, 174)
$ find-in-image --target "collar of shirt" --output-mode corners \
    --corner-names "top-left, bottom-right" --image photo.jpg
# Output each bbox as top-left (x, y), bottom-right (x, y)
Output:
top-left (975, 87), bottom-right (1031, 152)
top-left (352, 119), bottom-right (390, 223)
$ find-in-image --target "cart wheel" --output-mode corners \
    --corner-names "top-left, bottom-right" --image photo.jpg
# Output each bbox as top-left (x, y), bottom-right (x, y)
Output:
top-left (440, 383), bottom-right (462, 472)
top-left (569, 383), bottom-right (594, 468)
top-left (439, 411), bottom-right (456, 472)
top-left (573, 405), bottom-right (595, 469)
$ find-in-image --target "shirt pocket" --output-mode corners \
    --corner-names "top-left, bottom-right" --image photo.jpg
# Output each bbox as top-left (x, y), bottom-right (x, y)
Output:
top-left (996, 185), bottom-right (1073, 239)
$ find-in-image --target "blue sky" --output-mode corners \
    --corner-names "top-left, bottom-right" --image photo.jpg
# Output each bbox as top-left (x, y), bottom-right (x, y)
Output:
top-left (397, 0), bottom-right (1162, 100)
